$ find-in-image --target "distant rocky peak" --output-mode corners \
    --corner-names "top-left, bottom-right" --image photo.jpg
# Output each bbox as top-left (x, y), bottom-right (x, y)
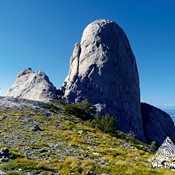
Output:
top-left (6, 68), bottom-right (57, 102)
top-left (17, 68), bottom-right (33, 78)
top-left (37, 70), bottom-right (46, 76)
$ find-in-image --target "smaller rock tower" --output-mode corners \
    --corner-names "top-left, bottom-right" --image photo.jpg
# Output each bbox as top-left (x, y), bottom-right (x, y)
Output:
top-left (6, 68), bottom-right (57, 102)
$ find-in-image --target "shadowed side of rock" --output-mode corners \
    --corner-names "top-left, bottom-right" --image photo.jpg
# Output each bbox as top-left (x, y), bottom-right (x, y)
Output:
top-left (141, 103), bottom-right (175, 145)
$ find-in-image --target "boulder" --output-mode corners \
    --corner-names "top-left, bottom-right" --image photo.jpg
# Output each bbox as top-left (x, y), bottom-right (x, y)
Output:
top-left (32, 124), bottom-right (42, 131)
top-left (0, 148), bottom-right (11, 158)
top-left (62, 19), bottom-right (145, 141)
top-left (6, 68), bottom-right (57, 102)
top-left (141, 103), bottom-right (175, 145)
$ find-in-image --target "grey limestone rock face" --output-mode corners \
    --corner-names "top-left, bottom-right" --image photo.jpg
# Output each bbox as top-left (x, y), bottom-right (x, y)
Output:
top-left (63, 19), bottom-right (145, 141)
top-left (141, 103), bottom-right (175, 145)
top-left (6, 68), bottom-right (57, 102)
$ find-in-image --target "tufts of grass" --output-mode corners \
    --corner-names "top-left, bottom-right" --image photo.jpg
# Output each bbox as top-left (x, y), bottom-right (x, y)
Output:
top-left (0, 158), bottom-right (36, 171)
top-left (6, 172), bottom-right (25, 175)
top-left (0, 158), bottom-right (54, 172)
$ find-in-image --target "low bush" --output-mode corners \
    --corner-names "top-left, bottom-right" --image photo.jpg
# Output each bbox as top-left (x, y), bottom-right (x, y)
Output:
top-left (126, 131), bottom-right (136, 142)
top-left (42, 103), bottom-right (60, 114)
top-left (150, 141), bottom-right (157, 153)
top-left (64, 102), bottom-right (94, 120)
top-left (94, 114), bottom-right (116, 134)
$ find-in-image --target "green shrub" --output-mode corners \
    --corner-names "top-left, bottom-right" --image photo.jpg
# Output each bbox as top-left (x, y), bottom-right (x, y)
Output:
top-left (54, 99), bottom-right (66, 106)
top-left (94, 114), bottom-right (116, 134)
top-left (150, 141), bottom-right (157, 153)
top-left (126, 131), bottom-right (135, 142)
top-left (42, 103), bottom-right (60, 114)
top-left (64, 102), bottom-right (94, 120)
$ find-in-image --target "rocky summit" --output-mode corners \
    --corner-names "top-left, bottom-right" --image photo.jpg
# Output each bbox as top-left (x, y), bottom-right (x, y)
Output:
top-left (62, 19), bottom-right (145, 141)
top-left (6, 68), bottom-right (57, 102)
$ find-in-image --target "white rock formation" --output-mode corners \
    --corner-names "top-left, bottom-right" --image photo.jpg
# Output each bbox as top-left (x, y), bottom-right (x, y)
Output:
top-left (62, 19), bottom-right (145, 141)
top-left (6, 68), bottom-right (57, 102)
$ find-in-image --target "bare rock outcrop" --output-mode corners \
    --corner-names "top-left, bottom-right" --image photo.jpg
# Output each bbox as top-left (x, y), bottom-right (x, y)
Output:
top-left (6, 68), bottom-right (57, 102)
top-left (62, 19), bottom-right (145, 141)
top-left (5, 19), bottom-right (175, 145)
top-left (141, 103), bottom-right (175, 145)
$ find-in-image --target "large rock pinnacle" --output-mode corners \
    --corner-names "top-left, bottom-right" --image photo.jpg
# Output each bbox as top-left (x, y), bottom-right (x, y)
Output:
top-left (63, 19), bottom-right (145, 141)
top-left (6, 68), bottom-right (57, 102)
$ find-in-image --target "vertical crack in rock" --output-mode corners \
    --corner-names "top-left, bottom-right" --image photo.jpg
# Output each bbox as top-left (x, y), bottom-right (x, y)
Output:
top-left (62, 19), bottom-right (146, 141)
top-left (65, 43), bottom-right (81, 86)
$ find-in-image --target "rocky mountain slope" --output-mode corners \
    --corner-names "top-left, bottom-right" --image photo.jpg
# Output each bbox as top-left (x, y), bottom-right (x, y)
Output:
top-left (0, 97), bottom-right (174, 175)
top-left (5, 19), bottom-right (175, 146)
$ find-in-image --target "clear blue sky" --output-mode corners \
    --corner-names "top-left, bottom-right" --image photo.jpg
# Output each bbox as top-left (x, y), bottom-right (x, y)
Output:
top-left (0, 0), bottom-right (175, 107)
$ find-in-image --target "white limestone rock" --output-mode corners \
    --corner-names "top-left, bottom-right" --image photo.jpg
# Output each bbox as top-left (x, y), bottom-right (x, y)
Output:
top-left (62, 19), bottom-right (145, 141)
top-left (6, 68), bottom-right (57, 102)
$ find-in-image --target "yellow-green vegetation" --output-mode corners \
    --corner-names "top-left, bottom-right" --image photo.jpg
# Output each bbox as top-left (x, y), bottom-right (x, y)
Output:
top-left (64, 102), bottom-right (94, 120)
top-left (0, 100), bottom-right (173, 174)
top-left (92, 114), bottom-right (116, 134)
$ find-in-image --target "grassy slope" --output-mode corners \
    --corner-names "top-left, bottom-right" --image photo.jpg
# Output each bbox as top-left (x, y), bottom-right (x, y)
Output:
top-left (0, 100), bottom-right (174, 175)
